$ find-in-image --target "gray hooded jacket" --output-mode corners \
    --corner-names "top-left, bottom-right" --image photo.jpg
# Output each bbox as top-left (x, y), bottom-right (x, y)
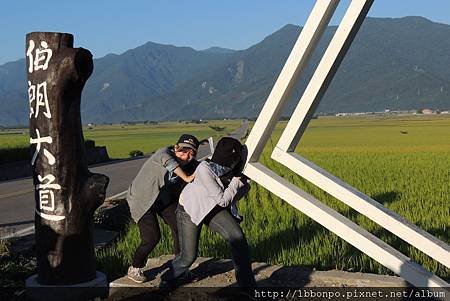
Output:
top-left (127, 147), bottom-right (179, 222)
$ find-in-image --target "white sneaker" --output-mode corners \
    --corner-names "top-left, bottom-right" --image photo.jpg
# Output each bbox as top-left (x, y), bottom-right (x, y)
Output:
top-left (127, 266), bottom-right (147, 283)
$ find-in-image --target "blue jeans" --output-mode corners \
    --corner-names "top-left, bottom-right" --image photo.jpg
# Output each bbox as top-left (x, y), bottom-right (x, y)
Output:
top-left (163, 205), bottom-right (255, 287)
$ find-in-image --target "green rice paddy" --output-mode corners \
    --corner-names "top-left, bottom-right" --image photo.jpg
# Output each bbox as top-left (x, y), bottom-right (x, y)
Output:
top-left (98, 115), bottom-right (449, 281)
top-left (2, 115), bottom-right (448, 281)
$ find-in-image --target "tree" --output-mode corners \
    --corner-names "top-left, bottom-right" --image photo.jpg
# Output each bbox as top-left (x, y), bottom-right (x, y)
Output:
top-left (209, 126), bottom-right (226, 138)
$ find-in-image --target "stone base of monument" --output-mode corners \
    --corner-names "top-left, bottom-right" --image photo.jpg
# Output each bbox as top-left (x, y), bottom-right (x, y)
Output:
top-left (108, 255), bottom-right (408, 300)
top-left (25, 271), bottom-right (108, 301)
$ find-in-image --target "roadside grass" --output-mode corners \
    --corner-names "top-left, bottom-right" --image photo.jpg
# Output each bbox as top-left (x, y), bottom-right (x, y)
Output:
top-left (96, 115), bottom-right (450, 281)
top-left (0, 240), bottom-right (10, 256)
top-left (0, 239), bottom-right (36, 288)
top-left (0, 253), bottom-right (36, 287)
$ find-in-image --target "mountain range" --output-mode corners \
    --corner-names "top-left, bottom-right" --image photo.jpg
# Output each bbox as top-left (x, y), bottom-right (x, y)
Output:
top-left (1, 16), bottom-right (450, 126)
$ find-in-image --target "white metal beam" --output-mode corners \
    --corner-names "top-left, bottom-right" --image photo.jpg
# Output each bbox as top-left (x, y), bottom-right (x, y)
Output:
top-left (241, 0), bottom-right (449, 288)
top-left (245, 0), bottom-right (339, 163)
top-left (244, 162), bottom-right (449, 287)
top-left (271, 148), bottom-right (450, 268)
top-left (276, 0), bottom-right (374, 152)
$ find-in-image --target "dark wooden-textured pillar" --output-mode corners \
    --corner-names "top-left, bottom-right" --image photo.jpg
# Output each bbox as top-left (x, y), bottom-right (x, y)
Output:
top-left (26, 32), bottom-right (109, 285)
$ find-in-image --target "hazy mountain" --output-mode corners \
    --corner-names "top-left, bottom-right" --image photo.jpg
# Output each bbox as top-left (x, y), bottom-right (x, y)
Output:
top-left (0, 42), bottom-right (235, 126)
top-left (0, 59), bottom-right (28, 126)
top-left (1, 16), bottom-right (450, 126)
top-left (80, 42), bottom-right (236, 122)
top-left (121, 16), bottom-right (450, 122)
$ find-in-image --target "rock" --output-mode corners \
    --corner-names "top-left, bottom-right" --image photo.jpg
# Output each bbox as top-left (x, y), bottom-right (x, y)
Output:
top-left (86, 146), bottom-right (110, 165)
top-left (94, 198), bottom-right (131, 232)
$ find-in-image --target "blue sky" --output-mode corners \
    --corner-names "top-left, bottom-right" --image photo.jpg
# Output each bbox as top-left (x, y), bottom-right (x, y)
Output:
top-left (1, 0), bottom-right (449, 65)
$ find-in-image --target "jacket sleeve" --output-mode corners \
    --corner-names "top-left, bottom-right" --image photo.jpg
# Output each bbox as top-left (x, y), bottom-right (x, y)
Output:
top-left (197, 163), bottom-right (245, 207)
top-left (232, 179), bottom-right (250, 203)
top-left (158, 148), bottom-right (179, 172)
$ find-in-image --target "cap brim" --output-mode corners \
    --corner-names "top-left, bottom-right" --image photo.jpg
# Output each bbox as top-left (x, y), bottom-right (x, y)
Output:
top-left (178, 143), bottom-right (197, 150)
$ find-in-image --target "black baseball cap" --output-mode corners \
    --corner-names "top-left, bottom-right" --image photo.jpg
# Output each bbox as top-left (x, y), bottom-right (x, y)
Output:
top-left (177, 134), bottom-right (200, 150)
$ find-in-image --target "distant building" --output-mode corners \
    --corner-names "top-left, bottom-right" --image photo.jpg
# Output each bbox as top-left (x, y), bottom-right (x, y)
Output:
top-left (421, 108), bottom-right (434, 114)
top-left (335, 112), bottom-right (367, 117)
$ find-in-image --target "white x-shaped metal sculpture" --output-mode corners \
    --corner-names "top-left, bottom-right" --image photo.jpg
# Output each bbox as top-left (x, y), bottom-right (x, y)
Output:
top-left (243, 0), bottom-right (449, 287)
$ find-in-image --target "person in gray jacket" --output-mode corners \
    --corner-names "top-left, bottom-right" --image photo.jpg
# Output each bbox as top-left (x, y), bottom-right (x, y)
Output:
top-left (160, 137), bottom-right (256, 287)
top-left (126, 134), bottom-right (200, 283)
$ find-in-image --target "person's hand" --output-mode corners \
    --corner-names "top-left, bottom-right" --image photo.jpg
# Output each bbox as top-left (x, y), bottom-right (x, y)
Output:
top-left (236, 174), bottom-right (250, 185)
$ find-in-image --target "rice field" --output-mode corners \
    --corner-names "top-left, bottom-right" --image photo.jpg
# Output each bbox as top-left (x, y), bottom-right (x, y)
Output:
top-left (80, 120), bottom-right (243, 158)
top-left (2, 115), bottom-right (447, 281)
top-left (0, 119), bottom-right (242, 160)
top-left (96, 114), bottom-right (450, 281)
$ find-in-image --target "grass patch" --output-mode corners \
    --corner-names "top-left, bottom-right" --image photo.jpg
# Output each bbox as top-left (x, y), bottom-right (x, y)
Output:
top-left (0, 239), bottom-right (36, 290)
top-left (0, 254), bottom-right (36, 287)
top-left (0, 240), bottom-right (11, 256)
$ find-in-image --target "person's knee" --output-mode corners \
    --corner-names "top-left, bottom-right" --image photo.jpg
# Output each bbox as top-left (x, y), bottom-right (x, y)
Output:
top-left (141, 230), bottom-right (161, 247)
top-left (171, 252), bottom-right (196, 273)
top-left (227, 228), bottom-right (245, 243)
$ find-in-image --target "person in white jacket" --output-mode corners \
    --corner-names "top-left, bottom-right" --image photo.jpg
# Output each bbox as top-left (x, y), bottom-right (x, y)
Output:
top-left (160, 137), bottom-right (255, 288)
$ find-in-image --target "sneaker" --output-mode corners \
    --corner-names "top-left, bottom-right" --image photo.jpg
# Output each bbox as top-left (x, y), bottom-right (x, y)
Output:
top-left (159, 270), bottom-right (198, 288)
top-left (127, 266), bottom-right (147, 283)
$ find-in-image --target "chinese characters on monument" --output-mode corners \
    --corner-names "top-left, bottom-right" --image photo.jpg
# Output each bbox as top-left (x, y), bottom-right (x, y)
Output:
top-left (27, 39), bottom-right (64, 221)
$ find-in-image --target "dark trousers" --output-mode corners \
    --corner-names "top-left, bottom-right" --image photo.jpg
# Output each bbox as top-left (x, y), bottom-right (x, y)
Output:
top-left (163, 205), bottom-right (255, 287)
top-left (131, 200), bottom-right (180, 268)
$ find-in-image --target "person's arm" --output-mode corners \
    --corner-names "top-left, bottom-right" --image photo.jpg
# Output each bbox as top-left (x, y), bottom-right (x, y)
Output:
top-left (159, 147), bottom-right (179, 171)
top-left (158, 148), bottom-right (195, 183)
top-left (173, 166), bottom-right (195, 183)
top-left (197, 164), bottom-right (245, 207)
top-left (232, 178), bottom-right (250, 203)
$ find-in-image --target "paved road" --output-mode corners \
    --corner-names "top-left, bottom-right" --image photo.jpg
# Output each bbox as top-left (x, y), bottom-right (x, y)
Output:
top-left (0, 120), bottom-right (249, 240)
top-left (229, 119), bottom-right (249, 140)
top-left (0, 141), bottom-right (214, 239)
top-left (0, 157), bottom-right (149, 239)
